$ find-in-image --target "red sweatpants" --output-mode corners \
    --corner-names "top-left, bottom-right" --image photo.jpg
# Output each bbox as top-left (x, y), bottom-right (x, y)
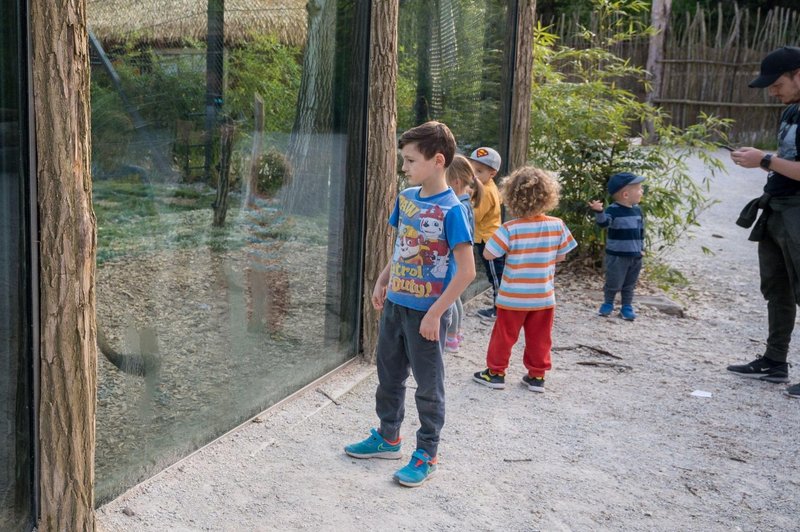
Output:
top-left (486, 307), bottom-right (554, 378)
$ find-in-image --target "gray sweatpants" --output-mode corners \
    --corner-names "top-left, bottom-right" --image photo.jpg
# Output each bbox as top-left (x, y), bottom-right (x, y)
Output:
top-left (603, 254), bottom-right (642, 306)
top-left (375, 300), bottom-right (450, 457)
top-left (446, 297), bottom-right (463, 338)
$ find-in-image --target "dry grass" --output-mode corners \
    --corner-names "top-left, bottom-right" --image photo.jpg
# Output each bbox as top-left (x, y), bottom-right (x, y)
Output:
top-left (87, 0), bottom-right (308, 47)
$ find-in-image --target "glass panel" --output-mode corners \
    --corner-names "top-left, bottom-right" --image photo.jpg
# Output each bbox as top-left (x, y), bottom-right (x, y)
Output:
top-left (397, 0), bottom-right (510, 152)
top-left (397, 0), bottom-right (512, 299)
top-left (88, 0), bottom-right (368, 503)
top-left (0, 0), bottom-right (34, 528)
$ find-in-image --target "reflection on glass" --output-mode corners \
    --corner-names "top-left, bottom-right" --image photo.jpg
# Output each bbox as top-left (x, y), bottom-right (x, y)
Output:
top-left (398, 0), bottom-right (509, 151)
top-left (89, 0), bottom-right (367, 503)
top-left (1, 0), bottom-right (33, 529)
top-left (398, 0), bottom-right (510, 299)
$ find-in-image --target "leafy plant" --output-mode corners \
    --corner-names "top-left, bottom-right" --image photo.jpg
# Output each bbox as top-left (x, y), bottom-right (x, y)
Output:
top-left (225, 35), bottom-right (302, 133)
top-left (255, 148), bottom-right (293, 198)
top-left (528, 0), bottom-right (732, 265)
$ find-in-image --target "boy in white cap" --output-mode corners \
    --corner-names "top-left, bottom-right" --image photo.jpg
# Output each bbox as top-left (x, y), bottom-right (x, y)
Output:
top-left (468, 147), bottom-right (505, 323)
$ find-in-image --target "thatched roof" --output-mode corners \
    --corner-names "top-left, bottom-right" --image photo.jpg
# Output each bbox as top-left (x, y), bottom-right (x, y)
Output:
top-left (87, 0), bottom-right (308, 47)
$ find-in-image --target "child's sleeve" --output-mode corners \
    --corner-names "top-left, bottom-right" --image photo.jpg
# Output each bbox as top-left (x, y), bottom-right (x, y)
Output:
top-left (472, 186), bottom-right (496, 227)
top-left (444, 203), bottom-right (473, 248)
top-left (594, 207), bottom-right (612, 228)
top-left (556, 221), bottom-right (578, 259)
top-left (387, 196), bottom-right (401, 228)
top-left (485, 225), bottom-right (510, 258)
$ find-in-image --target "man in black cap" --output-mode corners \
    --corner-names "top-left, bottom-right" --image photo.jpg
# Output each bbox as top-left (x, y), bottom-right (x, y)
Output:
top-left (727, 46), bottom-right (800, 399)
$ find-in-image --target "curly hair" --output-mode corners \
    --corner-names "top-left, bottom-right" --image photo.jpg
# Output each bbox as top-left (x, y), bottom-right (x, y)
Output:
top-left (500, 166), bottom-right (560, 218)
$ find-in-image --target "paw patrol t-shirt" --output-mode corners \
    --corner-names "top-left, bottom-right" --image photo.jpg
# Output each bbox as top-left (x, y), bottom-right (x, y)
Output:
top-left (387, 186), bottom-right (472, 311)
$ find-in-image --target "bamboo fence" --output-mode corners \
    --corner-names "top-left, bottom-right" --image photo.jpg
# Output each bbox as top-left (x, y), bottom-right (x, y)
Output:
top-left (544, 3), bottom-right (800, 145)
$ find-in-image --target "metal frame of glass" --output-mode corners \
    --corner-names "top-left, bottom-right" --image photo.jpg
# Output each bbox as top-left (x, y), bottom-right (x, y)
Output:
top-left (1, 0), bottom-right (37, 528)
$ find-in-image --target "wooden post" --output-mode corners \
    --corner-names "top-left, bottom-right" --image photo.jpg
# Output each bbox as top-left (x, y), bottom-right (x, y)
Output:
top-left (500, 0), bottom-right (537, 174)
top-left (645, 0), bottom-right (672, 140)
top-left (31, 0), bottom-right (97, 528)
top-left (362, 0), bottom-right (398, 362)
top-left (245, 93), bottom-right (265, 208)
top-left (213, 122), bottom-right (235, 227)
top-left (204, 0), bottom-right (225, 181)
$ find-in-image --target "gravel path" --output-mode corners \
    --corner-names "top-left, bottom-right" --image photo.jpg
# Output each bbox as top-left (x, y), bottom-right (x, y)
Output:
top-left (97, 151), bottom-right (800, 531)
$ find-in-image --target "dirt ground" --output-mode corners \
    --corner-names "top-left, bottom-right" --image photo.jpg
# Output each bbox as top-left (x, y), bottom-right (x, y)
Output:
top-left (97, 152), bottom-right (800, 531)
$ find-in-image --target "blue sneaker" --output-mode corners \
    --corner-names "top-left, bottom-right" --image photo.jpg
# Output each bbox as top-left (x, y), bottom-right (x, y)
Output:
top-left (393, 449), bottom-right (438, 487)
top-left (620, 305), bottom-right (637, 321)
top-left (598, 302), bottom-right (614, 317)
top-left (344, 428), bottom-right (402, 459)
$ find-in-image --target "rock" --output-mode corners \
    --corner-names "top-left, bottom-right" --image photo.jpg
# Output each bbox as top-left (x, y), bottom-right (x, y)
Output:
top-left (636, 294), bottom-right (685, 317)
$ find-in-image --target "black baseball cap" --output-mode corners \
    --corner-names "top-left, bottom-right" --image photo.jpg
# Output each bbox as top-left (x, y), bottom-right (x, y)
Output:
top-left (749, 46), bottom-right (800, 88)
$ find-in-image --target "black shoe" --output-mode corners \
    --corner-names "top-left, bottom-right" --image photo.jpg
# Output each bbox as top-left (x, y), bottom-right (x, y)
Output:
top-left (476, 307), bottom-right (497, 323)
top-left (727, 357), bottom-right (789, 383)
top-left (522, 375), bottom-right (545, 393)
top-left (473, 368), bottom-right (505, 389)
top-left (784, 382), bottom-right (800, 398)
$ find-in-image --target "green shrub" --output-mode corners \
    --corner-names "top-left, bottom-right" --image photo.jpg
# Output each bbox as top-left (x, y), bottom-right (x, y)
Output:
top-left (528, 0), bottom-right (731, 264)
top-left (91, 45), bottom-right (206, 176)
top-left (225, 35), bottom-right (302, 132)
top-left (255, 148), bottom-right (293, 198)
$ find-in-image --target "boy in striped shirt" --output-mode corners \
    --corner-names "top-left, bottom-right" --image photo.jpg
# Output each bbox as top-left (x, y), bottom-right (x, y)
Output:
top-left (587, 172), bottom-right (646, 321)
top-left (473, 167), bottom-right (577, 392)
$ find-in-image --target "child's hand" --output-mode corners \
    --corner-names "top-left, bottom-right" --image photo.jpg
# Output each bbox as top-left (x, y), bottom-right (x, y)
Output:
top-left (371, 282), bottom-right (387, 310)
top-left (419, 310), bottom-right (440, 341)
top-left (587, 200), bottom-right (604, 212)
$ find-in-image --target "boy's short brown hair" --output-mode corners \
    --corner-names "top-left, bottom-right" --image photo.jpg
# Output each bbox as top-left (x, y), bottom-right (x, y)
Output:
top-left (398, 121), bottom-right (456, 167)
top-left (501, 166), bottom-right (561, 218)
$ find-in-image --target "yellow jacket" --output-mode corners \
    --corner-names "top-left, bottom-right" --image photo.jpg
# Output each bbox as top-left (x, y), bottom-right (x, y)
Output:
top-left (473, 178), bottom-right (501, 244)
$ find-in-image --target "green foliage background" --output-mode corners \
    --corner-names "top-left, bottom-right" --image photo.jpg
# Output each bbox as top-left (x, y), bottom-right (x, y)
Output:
top-left (528, 0), bottom-right (731, 264)
top-left (90, 36), bottom-right (301, 180)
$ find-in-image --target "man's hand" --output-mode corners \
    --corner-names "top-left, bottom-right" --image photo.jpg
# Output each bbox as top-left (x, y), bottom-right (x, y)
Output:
top-left (587, 199), bottom-right (604, 212)
top-left (731, 147), bottom-right (765, 169)
top-left (419, 309), bottom-right (442, 341)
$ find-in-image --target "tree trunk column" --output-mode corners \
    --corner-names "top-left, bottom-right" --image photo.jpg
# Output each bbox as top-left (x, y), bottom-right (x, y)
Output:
top-left (645, 0), bottom-right (672, 140)
top-left (31, 0), bottom-right (97, 529)
top-left (501, 0), bottom-right (537, 174)
top-left (362, 0), bottom-right (399, 362)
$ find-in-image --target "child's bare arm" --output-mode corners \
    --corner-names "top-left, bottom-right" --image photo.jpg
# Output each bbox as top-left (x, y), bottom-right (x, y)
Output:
top-left (419, 243), bottom-right (475, 341)
top-left (483, 246), bottom-right (500, 261)
top-left (371, 261), bottom-right (392, 310)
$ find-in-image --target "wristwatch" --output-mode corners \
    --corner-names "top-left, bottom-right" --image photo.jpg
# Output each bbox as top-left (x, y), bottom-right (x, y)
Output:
top-left (760, 153), bottom-right (774, 170)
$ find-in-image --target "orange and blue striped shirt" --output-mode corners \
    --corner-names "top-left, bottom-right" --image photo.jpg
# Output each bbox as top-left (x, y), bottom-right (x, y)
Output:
top-left (485, 215), bottom-right (577, 310)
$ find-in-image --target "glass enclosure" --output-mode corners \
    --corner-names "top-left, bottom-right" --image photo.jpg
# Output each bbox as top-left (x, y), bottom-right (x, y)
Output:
top-left (87, 0), bottom-right (368, 503)
top-left (397, 0), bottom-right (511, 155)
top-left (0, 0), bottom-right (34, 529)
top-left (397, 0), bottom-right (514, 298)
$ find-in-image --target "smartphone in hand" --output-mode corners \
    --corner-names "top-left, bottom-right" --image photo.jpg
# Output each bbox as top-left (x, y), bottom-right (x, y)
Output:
top-left (721, 145), bottom-right (736, 152)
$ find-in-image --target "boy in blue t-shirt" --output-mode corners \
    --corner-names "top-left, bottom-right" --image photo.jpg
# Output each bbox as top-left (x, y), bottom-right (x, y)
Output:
top-left (587, 172), bottom-right (645, 321)
top-left (344, 121), bottom-right (475, 487)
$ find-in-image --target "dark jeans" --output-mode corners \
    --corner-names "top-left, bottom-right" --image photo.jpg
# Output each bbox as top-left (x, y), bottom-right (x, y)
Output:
top-left (603, 254), bottom-right (642, 306)
top-left (475, 242), bottom-right (506, 306)
top-left (759, 207), bottom-right (800, 363)
top-left (375, 300), bottom-right (450, 457)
